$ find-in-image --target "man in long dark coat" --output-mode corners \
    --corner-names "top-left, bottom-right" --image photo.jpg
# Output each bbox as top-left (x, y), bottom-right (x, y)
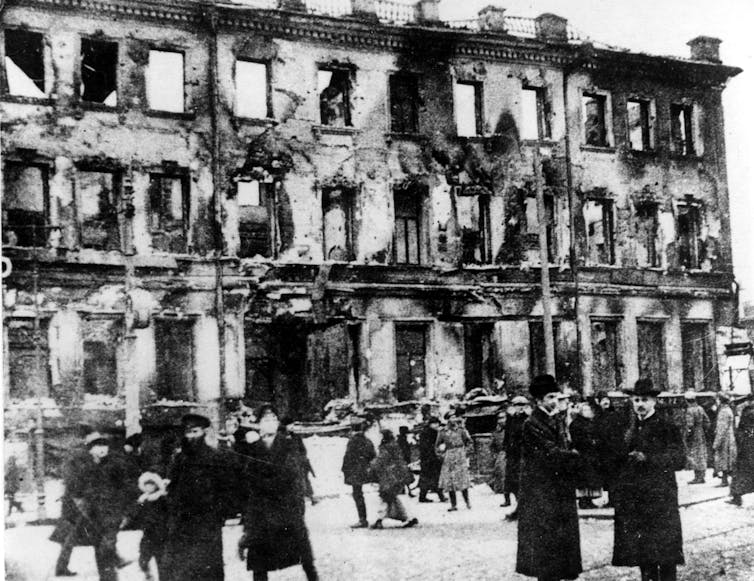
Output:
top-left (729, 394), bottom-right (754, 506)
top-left (503, 395), bottom-right (528, 520)
top-left (418, 416), bottom-right (445, 502)
top-left (593, 391), bottom-right (628, 507)
top-left (238, 404), bottom-right (318, 581)
top-left (516, 375), bottom-right (582, 581)
top-left (341, 416), bottom-right (376, 528)
top-left (612, 379), bottom-right (686, 581)
top-left (163, 413), bottom-right (237, 581)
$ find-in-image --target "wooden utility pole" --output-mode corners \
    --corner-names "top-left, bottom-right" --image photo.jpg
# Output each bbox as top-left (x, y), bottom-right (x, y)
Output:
top-left (122, 167), bottom-right (140, 434)
top-left (533, 147), bottom-right (556, 377)
top-left (31, 228), bottom-right (46, 520)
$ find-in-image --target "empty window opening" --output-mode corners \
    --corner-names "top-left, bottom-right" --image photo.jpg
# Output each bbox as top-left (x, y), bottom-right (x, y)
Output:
top-left (583, 92), bottom-right (608, 147)
top-left (148, 173), bottom-right (188, 253)
top-left (235, 60), bottom-right (268, 119)
top-left (322, 186), bottom-right (355, 261)
top-left (81, 318), bottom-right (121, 396)
top-left (584, 199), bottom-right (615, 265)
top-left (458, 190), bottom-right (492, 264)
top-left (591, 320), bottom-right (621, 392)
top-left (676, 202), bottom-right (702, 269)
top-left (637, 320), bottom-right (666, 391)
top-left (78, 170), bottom-right (120, 250)
top-left (80, 38), bottom-right (117, 105)
top-left (670, 103), bottom-right (695, 156)
top-left (2, 163), bottom-right (48, 247)
top-left (318, 68), bottom-right (351, 127)
top-left (154, 319), bottom-right (195, 401)
top-left (521, 86), bottom-right (550, 141)
top-left (393, 187), bottom-right (423, 264)
top-left (7, 318), bottom-right (51, 400)
top-left (524, 193), bottom-right (556, 263)
top-left (389, 73), bottom-right (419, 134)
top-left (635, 203), bottom-right (659, 267)
top-left (454, 81), bottom-right (482, 137)
top-left (395, 323), bottom-right (427, 401)
top-left (238, 179), bottom-right (275, 259)
top-left (4, 29), bottom-right (45, 98)
top-left (147, 50), bottom-right (184, 113)
top-left (627, 99), bottom-right (651, 151)
top-left (464, 323), bottom-right (494, 392)
top-left (529, 321), bottom-right (563, 380)
top-left (681, 323), bottom-right (715, 392)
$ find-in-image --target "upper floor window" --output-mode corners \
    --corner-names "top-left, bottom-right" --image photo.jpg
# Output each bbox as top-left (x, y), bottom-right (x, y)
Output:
top-left (148, 171), bottom-right (189, 253)
top-left (147, 49), bottom-right (184, 113)
top-left (80, 38), bottom-right (117, 106)
top-left (454, 81), bottom-right (482, 137)
top-left (235, 60), bottom-right (269, 119)
top-left (676, 201), bottom-right (702, 269)
top-left (389, 73), bottom-right (419, 134)
top-left (237, 179), bottom-right (275, 259)
top-left (584, 198), bottom-right (615, 265)
top-left (670, 103), bottom-right (695, 156)
top-left (322, 186), bottom-right (355, 261)
top-left (457, 188), bottom-right (491, 264)
top-left (521, 86), bottom-right (550, 141)
top-left (635, 203), bottom-right (659, 267)
top-left (4, 29), bottom-right (46, 98)
top-left (77, 169), bottom-right (121, 250)
top-left (393, 185), bottom-right (424, 264)
top-left (582, 92), bottom-right (609, 147)
top-left (2, 162), bottom-right (49, 247)
top-left (627, 98), bottom-right (653, 151)
top-left (318, 68), bottom-right (351, 127)
top-left (524, 193), bottom-right (556, 263)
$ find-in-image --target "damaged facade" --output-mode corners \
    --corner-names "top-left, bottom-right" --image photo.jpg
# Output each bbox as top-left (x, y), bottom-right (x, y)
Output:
top-left (1, 0), bottom-right (742, 426)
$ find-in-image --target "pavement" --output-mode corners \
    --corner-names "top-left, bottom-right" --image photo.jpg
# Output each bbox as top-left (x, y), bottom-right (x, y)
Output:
top-left (4, 469), bottom-right (754, 581)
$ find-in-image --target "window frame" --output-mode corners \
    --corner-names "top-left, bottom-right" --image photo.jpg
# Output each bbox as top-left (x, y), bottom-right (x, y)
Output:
top-left (74, 163), bottom-right (123, 251)
top-left (388, 72), bottom-right (420, 135)
top-left (392, 185), bottom-right (425, 265)
top-left (317, 66), bottom-right (352, 127)
top-left (78, 35), bottom-right (119, 109)
top-left (1, 27), bottom-right (52, 103)
top-left (626, 97), bottom-right (654, 152)
top-left (581, 90), bottom-right (612, 148)
top-left (634, 202), bottom-right (660, 267)
top-left (146, 47), bottom-right (186, 115)
top-left (321, 185), bottom-right (356, 262)
top-left (589, 317), bottom-right (623, 392)
top-left (394, 321), bottom-right (429, 402)
top-left (153, 316), bottom-right (197, 402)
top-left (584, 197), bottom-right (616, 265)
top-left (675, 200), bottom-right (703, 269)
top-left (670, 102), bottom-right (696, 157)
top-left (2, 159), bottom-right (52, 248)
top-left (147, 168), bottom-right (190, 254)
top-left (453, 80), bottom-right (483, 138)
top-left (636, 318), bottom-right (668, 391)
top-left (521, 85), bottom-right (551, 141)
top-left (234, 58), bottom-right (272, 120)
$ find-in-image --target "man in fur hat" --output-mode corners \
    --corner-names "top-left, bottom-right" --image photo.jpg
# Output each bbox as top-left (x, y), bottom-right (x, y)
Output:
top-left (516, 375), bottom-right (582, 581)
top-left (612, 379), bottom-right (686, 581)
top-left (162, 413), bottom-right (237, 581)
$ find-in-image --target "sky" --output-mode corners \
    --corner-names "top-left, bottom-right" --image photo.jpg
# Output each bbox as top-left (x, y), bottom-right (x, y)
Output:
top-left (438, 0), bottom-right (754, 308)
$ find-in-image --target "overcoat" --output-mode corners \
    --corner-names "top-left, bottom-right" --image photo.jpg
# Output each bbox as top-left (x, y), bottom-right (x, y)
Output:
top-left (436, 426), bottom-right (472, 491)
top-left (612, 412), bottom-right (686, 567)
top-left (418, 424), bottom-right (442, 491)
top-left (487, 428), bottom-right (506, 493)
top-left (713, 404), bottom-right (737, 473)
top-left (50, 445), bottom-right (90, 546)
top-left (162, 441), bottom-right (237, 581)
top-left (241, 433), bottom-right (314, 573)
top-left (516, 407), bottom-right (582, 580)
top-left (503, 412), bottom-right (526, 494)
top-left (684, 403), bottom-right (710, 471)
top-left (341, 431), bottom-right (376, 486)
top-left (594, 406), bottom-right (628, 491)
top-left (569, 414), bottom-right (603, 491)
top-left (731, 401), bottom-right (754, 497)
top-left (369, 440), bottom-right (414, 498)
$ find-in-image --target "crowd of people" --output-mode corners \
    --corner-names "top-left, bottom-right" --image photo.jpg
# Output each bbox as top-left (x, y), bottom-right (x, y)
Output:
top-left (31, 378), bottom-right (754, 581)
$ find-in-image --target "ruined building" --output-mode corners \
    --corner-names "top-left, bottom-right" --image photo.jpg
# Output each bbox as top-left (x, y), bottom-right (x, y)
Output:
top-left (1, 0), bottom-right (742, 428)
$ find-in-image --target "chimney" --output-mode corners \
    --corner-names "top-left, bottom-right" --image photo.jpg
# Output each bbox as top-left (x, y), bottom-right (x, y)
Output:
top-left (535, 13), bottom-right (568, 43)
top-left (478, 5), bottom-right (506, 32)
top-left (417, 0), bottom-right (441, 23)
top-left (352, 0), bottom-right (378, 22)
top-left (687, 36), bottom-right (722, 63)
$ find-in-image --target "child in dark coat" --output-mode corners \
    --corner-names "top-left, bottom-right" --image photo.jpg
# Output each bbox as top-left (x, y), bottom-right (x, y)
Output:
top-left (135, 472), bottom-right (168, 581)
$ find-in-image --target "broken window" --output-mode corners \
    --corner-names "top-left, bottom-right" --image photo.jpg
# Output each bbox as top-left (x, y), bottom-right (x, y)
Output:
top-left (635, 203), bottom-right (659, 267)
top-left (529, 321), bottom-right (563, 380)
top-left (147, 50), bottom-right (184, 113)
top-left (395, 323), bottom-right (427, 401)
top-left (521, 86), bottom-right (550, 141)
top-left (235, 60), bottom-right (269, 119)
top-left (238, 179), bottom-right (275, 258)
top-left (627, 99), bottom-right (652, 151)
top-left (148, 172), bottom-right (189, 253)
top-left (6, 318), bottom-right (51, 400)
top-left (393, 186), bottom-right (423, 265)
top-left (318, 68), bottom-right (351, 127)
top-left (389, 73), bottom-right (419, 134)
top-left (244, 323), bottom-right (274, 404)
top-left (454, 81), bottom-right (482, 137)
top-left (584, 198), bottom-right (615, 265)
top-left (464, 323), bottom-right (494, 392)
top-left (322, 186), bottom-right (355, 261)
top-left (2, 162), bottom-right (48, 247)
top-left (591, 319), bottom-right (621, 392)
top-left (681, 322), bottom-right (715, 392)
top-left (80, 38), bottom-right (117, 106)
top-left (637, 320), bottom-right (666, 390)
top-left (154, 319), bottom-right (195, 401)
top-left (524, 193), bottom-right (556, 262)
top-left (670, 103), bottom-right (695, 155)
top-left (82, 318), bottom-right (121, 396)
top-left (676, 202), bottom-right (702, 269)
top-left (4, 29), bottom-right (46, 98)
top-left (78, 170), bottom-right (120, 250)
top-left (457, 189), bottom-right (491, 264)
top-left (583, 92), bottom-right (608, 147)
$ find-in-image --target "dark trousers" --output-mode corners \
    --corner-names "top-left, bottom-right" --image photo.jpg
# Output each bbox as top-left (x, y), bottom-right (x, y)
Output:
top-left (55, 528), bottom-right (77, 573)
top-left (139, 532), bottom-right (166, 577)
top-left (640, 564), bottom-right (677, 581)
top-left (352, 484), bottom-right (367, 522)
top-left (94, 531), bottom-right (119, 581)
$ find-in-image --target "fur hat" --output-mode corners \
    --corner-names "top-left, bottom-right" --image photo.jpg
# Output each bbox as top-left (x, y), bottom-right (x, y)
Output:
top-left (85, 431), bottom-right (109, 448)
top-left (124, 433), bottom-right (143, 449)
top-left (630, 378), bottom-right (661, 397)
top-left (138, 471), bottom-right (167, 495)
top-left (181, 413), bottom-right (210, 429)
top-left (529, 374), bottom-right (559, 400)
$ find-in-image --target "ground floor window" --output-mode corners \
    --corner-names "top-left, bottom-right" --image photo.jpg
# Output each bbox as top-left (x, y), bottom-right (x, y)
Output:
top-left (681, 322), bottom-right (716, 392)
top-left (395, 323), bottom-right (427, 401)
top-left (464, 323), bottom-right (494, 392)
top-left (154, 319), bottom-right (195, 401)
top-left (591, 319), bottom-right (621, 392)
top-left (6, 318), bottom-right (50, 400)
top-left (637, 320), bottom-right (666, 390)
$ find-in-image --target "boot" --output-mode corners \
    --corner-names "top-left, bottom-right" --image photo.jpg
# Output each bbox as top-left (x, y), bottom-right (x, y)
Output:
top-left (402, 518), bottom-right (418, 528)
top-left (350, 519), bottom-right (369, 529)
top-left (505, 509), bottom-right (518, 521)
top-left (370, 519), bottom-right (384, 529)
top-left (726, 495), bottom-right (743, 507)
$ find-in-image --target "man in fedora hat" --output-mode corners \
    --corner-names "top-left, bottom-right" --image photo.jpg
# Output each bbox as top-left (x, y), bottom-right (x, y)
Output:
top-left (516, 375), bottom-right (582, 581)
top-left (612, 379), bottom-right (686, 581)
top-left (341, 414), bottom-right (376, 528)
top-left (162, 413), bottom-right (237, 581)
